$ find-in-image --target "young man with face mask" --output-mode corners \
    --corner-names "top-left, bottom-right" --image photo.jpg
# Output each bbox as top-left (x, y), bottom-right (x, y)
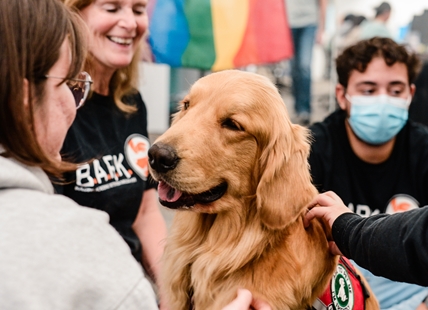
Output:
top-left (308, 37), bottom-right (428, 310)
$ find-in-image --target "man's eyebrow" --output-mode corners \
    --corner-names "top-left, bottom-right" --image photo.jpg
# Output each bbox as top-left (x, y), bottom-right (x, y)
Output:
top-left (355, 81), bottom-right (377, 87)
top-left (389, 81), bottom-right (407, 86)
top-left (355, 81), bottom-right (407, 87)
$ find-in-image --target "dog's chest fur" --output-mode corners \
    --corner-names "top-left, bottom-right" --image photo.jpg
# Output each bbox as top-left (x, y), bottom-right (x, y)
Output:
top-left (163, 214), bottom-right (336, 310)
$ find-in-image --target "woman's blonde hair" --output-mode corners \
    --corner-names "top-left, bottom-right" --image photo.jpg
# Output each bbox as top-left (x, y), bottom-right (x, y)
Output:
top-left (64, 0), bottom-right (142, 113)
top-left (0, 0), bottom-right (87, 177)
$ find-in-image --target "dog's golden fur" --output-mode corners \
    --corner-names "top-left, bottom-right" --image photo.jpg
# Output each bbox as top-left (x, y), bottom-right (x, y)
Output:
top-left (150, 70), bottom-right (378, 310)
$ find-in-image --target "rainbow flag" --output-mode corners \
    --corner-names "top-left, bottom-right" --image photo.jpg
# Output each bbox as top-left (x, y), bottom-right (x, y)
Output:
top-left (148, 0), bottom-right (293, 71)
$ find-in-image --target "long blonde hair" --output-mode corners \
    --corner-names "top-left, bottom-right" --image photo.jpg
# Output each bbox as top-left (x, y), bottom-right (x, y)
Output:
top-left (63, 0), bottom-right (141, 113)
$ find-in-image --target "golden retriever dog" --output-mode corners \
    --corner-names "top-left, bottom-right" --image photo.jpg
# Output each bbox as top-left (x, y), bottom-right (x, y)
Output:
top-left (148, 70), bottom-right (378, 310)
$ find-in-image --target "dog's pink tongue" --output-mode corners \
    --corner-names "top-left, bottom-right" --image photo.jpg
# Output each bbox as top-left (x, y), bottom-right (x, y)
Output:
top-left (158, 181), bottom-right (183, 202)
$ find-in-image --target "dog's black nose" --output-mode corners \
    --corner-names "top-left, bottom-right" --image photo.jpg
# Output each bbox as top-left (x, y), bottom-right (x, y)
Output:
top-left (148, 143), bottom-right (179, 173)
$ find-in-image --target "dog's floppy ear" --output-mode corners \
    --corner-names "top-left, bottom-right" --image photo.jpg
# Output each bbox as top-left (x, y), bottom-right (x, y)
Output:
top-left (256, 123), bottom-right (316, 230)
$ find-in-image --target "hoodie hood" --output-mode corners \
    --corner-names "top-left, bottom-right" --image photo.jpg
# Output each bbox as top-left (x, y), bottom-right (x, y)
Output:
top-left (0, 146), bottom-right (53, 195)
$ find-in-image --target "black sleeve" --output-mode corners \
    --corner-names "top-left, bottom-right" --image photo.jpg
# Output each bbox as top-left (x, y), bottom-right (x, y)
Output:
top-left (332, 209), bottom-right (428, 286)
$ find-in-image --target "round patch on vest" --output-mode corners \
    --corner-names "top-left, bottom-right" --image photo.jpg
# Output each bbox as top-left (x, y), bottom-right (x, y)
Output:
top-left (385, 194), bottom-right (419, 214)
top-left (124, 134), bottom-right (150, 180)
top-left (331, 263), bottom-right (354, 310)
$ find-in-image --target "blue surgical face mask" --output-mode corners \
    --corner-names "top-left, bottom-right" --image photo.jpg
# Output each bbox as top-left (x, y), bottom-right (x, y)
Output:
top-left (346, 94), bottom-right (411, 145)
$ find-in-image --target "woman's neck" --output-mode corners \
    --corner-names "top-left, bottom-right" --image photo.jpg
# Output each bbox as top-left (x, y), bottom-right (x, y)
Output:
top-left (90, 60), bottom-right (116, 96)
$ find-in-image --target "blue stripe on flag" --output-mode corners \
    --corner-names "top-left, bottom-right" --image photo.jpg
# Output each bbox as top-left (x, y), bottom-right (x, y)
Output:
top-left (149, 0), bottom-right (190, 67)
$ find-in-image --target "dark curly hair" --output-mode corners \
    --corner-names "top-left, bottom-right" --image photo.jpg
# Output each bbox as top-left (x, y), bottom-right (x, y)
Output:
top-left (336, 37), bottom-right (421, 88)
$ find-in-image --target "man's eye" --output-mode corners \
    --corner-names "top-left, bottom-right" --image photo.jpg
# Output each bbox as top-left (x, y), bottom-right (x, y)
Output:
top-left (389, 89), bottom-right (403, 96)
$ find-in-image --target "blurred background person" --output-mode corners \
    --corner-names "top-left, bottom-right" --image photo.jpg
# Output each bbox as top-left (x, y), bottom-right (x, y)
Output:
top-left (0, 0), bottom-right (158, 308)
top-left (360, 1), bottom-right (393, 39)
top-left (285, 0), bottom-right (327, 126)
top-left (335, 14), bottom-right (367, 53)
top-left (324, 13), bottom-right (366, 81)
top-left (58, 0), bottom-right (168, 302)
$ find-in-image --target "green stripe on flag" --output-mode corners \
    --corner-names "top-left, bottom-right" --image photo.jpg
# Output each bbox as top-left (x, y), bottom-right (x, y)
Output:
top-left (182, 0), bottom-right (216, 70)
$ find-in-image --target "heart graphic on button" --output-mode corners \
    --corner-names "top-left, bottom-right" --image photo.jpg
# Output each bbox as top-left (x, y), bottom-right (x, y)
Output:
top-left (124, 134), bottom-right (150, 180)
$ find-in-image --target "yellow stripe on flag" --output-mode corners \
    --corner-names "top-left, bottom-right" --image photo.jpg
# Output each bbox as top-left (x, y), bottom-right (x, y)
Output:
top-left (211, 0), bottom-right (249, 71)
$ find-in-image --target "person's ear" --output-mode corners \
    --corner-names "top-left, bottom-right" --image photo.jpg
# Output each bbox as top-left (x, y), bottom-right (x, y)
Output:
top-left (410, 83), bottom-right (416, 97)
top-left (336, 84), bottom-right (347, 110)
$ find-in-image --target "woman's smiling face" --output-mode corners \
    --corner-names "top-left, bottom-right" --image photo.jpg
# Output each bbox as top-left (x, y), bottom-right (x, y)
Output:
top-left (80, 0), bottom-right (148, 70)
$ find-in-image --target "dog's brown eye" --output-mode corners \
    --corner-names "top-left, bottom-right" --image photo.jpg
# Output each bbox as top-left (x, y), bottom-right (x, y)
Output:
top-left (182, 100), bottom-right (190, 110)
top-left (221, 118), bottom-right (243, 131)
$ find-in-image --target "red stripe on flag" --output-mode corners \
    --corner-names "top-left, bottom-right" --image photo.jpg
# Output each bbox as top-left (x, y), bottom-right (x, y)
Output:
top-left (233, 0), bottom-right (293, 67)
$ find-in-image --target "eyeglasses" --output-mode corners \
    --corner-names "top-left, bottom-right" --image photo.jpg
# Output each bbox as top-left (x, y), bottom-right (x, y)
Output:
top-left (44, 71), bottom-right (93, 109)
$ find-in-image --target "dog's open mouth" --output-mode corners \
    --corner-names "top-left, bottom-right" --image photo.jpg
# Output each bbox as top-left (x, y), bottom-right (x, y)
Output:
top-left (157, 181), bottom-right (228, 209)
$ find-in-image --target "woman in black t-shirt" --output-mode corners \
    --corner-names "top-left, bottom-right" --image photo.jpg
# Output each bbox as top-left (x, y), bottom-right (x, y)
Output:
top-left (59, 0), bottom-right (167, 296)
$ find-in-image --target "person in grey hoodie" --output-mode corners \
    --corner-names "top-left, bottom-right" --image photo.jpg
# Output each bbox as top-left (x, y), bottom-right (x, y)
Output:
top-left (0, 0), bottom-right (158, 309)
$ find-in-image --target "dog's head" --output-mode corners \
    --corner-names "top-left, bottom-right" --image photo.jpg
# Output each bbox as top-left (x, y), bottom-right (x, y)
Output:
top-left (149, 70), bottom-right (316, 230)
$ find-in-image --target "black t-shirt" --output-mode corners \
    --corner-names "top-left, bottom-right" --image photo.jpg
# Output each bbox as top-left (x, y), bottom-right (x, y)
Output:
top-left (57, 91), bottom-right (157, 262)
top-left (309, 109), bottom-right (428, 216)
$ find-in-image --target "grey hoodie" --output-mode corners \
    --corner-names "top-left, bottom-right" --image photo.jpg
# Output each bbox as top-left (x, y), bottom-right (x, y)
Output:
top-left (0, 152), bottom-right (158, 310)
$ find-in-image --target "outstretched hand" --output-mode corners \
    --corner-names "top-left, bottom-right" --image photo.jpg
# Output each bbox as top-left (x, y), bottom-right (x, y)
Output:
top-left (222, 289), bottom-right (272, 310)
top-left (304, 191), bottom-right (353, 255)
